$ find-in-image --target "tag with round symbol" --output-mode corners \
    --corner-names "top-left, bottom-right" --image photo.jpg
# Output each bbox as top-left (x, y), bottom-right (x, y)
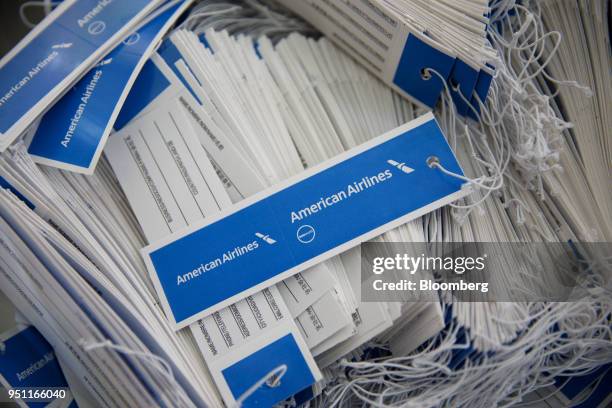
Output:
top-left (88, 21), bottom-right (106, 35)
top-left (296, 225), bottom-right (316, 244)
top-left (143, 113), bottom-right (469, 329)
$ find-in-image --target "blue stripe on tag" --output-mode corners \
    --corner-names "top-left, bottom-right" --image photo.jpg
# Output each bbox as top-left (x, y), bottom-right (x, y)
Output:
top-left (157, 38), bottom-right (201, 103)
top-left (0, 0), bottom-right (155, 139)
top-left (222, 334), bottom-right (315, 407)
top-left (157, 38), bottom-right (184, 76)
top-left (557, 364), bottom-right (611, 401)
top-left (293, 386), bottom-right (315, 406)
top-left (114, 58), bottom-right (171, 129)
top-left (198, 33), bottom-right (211, 50)
top-left (0, 176), bottom-right (35, 210)
top-left (27, 1), bottom-right (185, 171)
top-left (146, 116), bottom-right (466, 326)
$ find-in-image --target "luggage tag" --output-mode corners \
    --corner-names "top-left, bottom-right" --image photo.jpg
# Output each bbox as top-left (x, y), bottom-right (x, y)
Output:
top-left (0, 325), bottom-right (75, 407)
top-left (192, 286), bottom-right (321, 408)
top-left (271, 0), bottom-right (457, 109)
top-left (467, 63), bottom-right (496, 120)
top-left (27, 0), bottom-right (194, 174)
top-left (0, 0), bottom-right (163, 152)
top-left (142, 113), bottom-right (472, 329)
top-left (447, 59), bottom-right (481, 117)
top-left (104, 99), bottom-right (229, 241)
top-left (391, 31), bottom-right (456, 108)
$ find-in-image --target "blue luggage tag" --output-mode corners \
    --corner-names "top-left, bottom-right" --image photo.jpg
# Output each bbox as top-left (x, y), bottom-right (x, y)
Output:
top-left (392, 34), bottom-right (456, 108)
top-left (0, 326), bottom-right (72, 407)
top-left (467, 64), bottom-right (495, 120)
top-left (0, 0), bottom-right (163, 152)
top-left (113, 58), bottom-right (174, 129)
top-left (27, 0), bottom-right (193, 174)
top-left (143, 113), bottom-right (471, 329)
top-left (221, 334), bottom-right (317, 407)
top-left (447, 60), bottom-right (480, 117)
top-left (157, 38), bottom-right (201, 103)
top-left (0, 175), bottom-right (35, 210)
top-left (116, 35), bottom-right (201, 130)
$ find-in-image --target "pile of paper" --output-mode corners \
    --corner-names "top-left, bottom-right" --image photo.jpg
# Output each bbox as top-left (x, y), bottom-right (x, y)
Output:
top-left (0, 1), bottom-right (610, 407)
top-left (271, 0), bottom-right (497, 115)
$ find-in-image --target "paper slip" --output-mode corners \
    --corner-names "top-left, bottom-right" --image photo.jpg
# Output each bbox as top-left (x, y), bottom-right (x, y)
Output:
top-left (191, 286), bottom-right (321, 407)
top-left (295, 290), bottom-right (354, 350)
top-left (104, 99), bottom-right (230, 241)
top-left (0, 0), bottom-right (163, 151)
top-left (142, 113), bottom-right (470, 329)
top-left (152, 49), bottom-right (266, 201)
top-left (0, 325), bottom-right (75, 408)
top-left (115, 51), bottom-right (264, 202)
top-left (278, 263), bottom-right (338, 316)
top-left (27, 0), bottom-right (193, 174)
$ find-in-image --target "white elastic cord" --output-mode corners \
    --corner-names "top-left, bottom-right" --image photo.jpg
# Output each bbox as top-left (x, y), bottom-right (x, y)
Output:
top-left (233, 364), bottom-right (287, 407)
top-left (79, 339), bottom-right (177, 391)
top-left (425, 68), bottom-right (504, 204)
top-left (431, 160), bottom-right (502, 192)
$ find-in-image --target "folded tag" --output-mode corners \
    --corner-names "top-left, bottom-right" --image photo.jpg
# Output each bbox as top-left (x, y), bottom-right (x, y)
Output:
top-left (279, 264), bottom-right (337, 316)
top-left (143, 113), bottom-right (470, 329)
top-left (27, 0), bottom-right (193, 174)
top-left (0, 0), bottom-right (163, 152)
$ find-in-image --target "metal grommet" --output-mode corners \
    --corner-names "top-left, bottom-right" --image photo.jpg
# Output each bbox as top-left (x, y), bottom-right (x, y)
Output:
top-left (427, 156), bottom-right (440, 168)
top-left (265, 374), bottom-right (282, 388)
top-left (450, 79), bottom-right (460, 92)
top-left (421, 68), bottom-right (432, 81)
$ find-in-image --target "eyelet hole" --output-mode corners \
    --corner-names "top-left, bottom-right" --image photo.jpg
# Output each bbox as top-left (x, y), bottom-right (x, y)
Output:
top-left (427, 156), bottom-right (440, 168)
top-left (450, 79), bottom-right (460, 92)
top-left (421, 68), bottom-right (432, 81)
top-left (266, 374), bottom-right (282, 388)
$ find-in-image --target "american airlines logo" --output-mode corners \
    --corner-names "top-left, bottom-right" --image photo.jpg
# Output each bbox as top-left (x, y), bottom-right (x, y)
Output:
top-left (51, 43), bottom-right (73, 49)
top-left (387, 159), bottom-right (414, 174)
top-left (255, 232), bottom-right (276, 245)
top-left (96, 58), bottom-right (113, 67)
